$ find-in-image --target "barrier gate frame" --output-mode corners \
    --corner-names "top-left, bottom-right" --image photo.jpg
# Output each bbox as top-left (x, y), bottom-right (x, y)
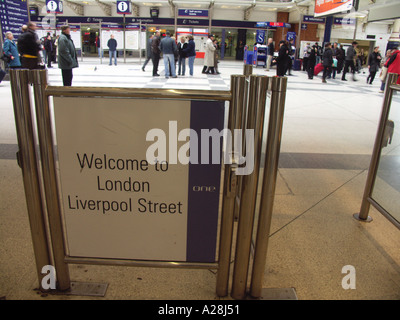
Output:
top-left (9, 68), bottom-right (287, 299)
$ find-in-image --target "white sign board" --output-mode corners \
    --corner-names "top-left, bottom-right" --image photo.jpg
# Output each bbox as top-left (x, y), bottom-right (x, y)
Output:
top-left (102, 29), bottom-right (124, 50)
top-left (53, 97), bottom-right (224, 262)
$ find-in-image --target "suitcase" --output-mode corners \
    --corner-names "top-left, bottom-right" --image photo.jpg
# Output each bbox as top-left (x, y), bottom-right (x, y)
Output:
top-left (314, 63), bottom-right (323, 76)
top-left (0, 69), bottom-right (6, 83)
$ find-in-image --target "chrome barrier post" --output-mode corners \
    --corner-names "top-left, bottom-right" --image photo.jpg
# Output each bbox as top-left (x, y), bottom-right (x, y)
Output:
top-left (250, 76), bottom-right (287, 298)
top-left (231, 76), bottom-right (269, 300)
top-left (216, 75), bottom-right (246, 297)
top-left (355, 73), bottom-right (398, 222)
top-left (31, 70), bottom-right (71, 291)
top-left (9, 69), bottom-right (52, 291)
top-left (243, 64), bottom-right (253, 76)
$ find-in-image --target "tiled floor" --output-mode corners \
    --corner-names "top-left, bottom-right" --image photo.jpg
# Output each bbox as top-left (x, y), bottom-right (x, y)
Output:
top-left (1, 58), bottom-right (399, 300)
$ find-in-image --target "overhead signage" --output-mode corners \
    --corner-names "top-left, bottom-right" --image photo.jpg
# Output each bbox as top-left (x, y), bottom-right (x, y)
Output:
top-left (178, 9), bottom-right (208, 18)
top-left (256, 22), bottom-right (291, 28)
top-left (116, 0), bottom-right (131, 15)
top-left (0, 0), bottom-right (29, 40)
top-left (53, 97), bottom-right (224, 263)
top-left (314, 0), bottom-right (354, 18)
top-left (303, 15), bottom-right (325, 24)
top-left (46, 0), bottom-right (63, 14)
top-left (177, 18), bottom-right (209, 27)
top-left (30, 16), bottom-right (275, 30)
top-left (334, 17), bottom-right (356, 25)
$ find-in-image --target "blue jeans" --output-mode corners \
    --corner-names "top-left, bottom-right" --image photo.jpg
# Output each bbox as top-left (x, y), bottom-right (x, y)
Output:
top-left (109, 50), bottom-right (117, 65)
top-left (178, 56), bottom-right (186, 75)
top-left (163, 54), bottom-right (176, 77)
top-left (188, 56), bottom-right (195, 76)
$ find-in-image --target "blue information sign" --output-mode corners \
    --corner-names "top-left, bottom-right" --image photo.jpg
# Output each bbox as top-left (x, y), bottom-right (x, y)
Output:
top-left (0, 0), bottom-right (29, 40)
top-left (116, 0), bottom-right (131, 15)
top-left (46, 0), bottom-right (63, 14)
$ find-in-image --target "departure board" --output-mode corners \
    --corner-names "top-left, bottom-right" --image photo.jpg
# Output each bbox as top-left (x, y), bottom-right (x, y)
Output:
top-left (0, 0), bottom-right (29, 40)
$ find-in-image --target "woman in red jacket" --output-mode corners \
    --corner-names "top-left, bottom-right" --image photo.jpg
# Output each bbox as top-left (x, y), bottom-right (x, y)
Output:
top-left (385, 47), bottom-right (400, 84)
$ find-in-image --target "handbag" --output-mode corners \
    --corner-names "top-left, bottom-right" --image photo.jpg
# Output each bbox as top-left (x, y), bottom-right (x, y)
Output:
top-left (0, 51), bottom-right (11, 63)
top-left (380, 66), bottom-right (388, 82)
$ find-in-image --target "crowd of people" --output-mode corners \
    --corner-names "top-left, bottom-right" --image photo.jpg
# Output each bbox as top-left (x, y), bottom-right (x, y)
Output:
top-left (271, 38), bottom-right (400, 91)
top-left (1, 24), bottom-right (222, 85)
top-left (2, 23), bottom-right (400, 89)
top-left (1, 22), bottom-right (78, 86)
top-left (142, 31), bottom-right (219, 78)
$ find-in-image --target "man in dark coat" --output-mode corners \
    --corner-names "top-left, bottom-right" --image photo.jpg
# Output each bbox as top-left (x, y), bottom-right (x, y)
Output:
top-left (274, 40), bottom-right (289, 77)
top-left (366, 47), bottom-right (382, 84)
top-left (17, 22), bottom-right (42, 69)
top-left (322, 43), bottom-right (333, 83)
top-left (58, 25), bottom-right (78, 86)
top-left (44, 35), bottom-right (53, 68)
top-left (307, 44), bottom-right (318, 79)
top-left (151, 31), bottom-right (161, 77)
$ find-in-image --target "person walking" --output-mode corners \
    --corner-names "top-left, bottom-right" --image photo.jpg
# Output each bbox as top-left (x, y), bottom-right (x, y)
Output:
top-left (58, 25), bottom-right (78, 86)
top-left (17, 22), bottom-right (42, 69)
top-left (183, 35), bottom-right (196, 76)
top-left (366, 46), bottom-right (381, 84)
top-left (342, 41), bottom-right (358, 81)
top-left (107, 35), bottom-right (117, 66)
top-left (266, 38), bottom-right (274, 71)
top-left (177, 36), bottom-right (187, 76)
top-left (160, 31), bottom-right (177, 79)
top-left (203, 34), bottom-right (216, 74)
top-left (151, 30), bottom-right (161, 77)
top-left (3, 31), bottom-right (21, 68)
top-left (322, 43), bottom-right (333, 83)
top-left (142, 35), bottom-right (153, 71)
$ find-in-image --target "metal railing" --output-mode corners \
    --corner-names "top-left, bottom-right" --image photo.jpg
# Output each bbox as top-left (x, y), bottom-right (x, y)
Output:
top-left (9, 67), bottom-right (288, 298)
top-left (355, 73), bottom-right (400, 230)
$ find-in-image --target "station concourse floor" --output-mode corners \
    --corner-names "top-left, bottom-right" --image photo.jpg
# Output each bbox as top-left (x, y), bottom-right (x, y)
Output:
top-left (0, 58), bottom-right (400, 301)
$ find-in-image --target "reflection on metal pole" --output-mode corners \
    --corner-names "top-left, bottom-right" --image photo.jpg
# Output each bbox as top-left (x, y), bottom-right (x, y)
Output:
top-left (9, 69), bottom-right (52, 291)
top-left (250, 76), bottom-right (287, 298)
top-left (216, 75), bottom-right (245, 297)
top-left (231, 76), bottom-right (269, 300)
top-left (32, 70), bottom-right (71, 291)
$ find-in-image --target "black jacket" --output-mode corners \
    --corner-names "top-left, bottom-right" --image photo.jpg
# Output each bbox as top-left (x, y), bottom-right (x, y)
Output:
top-left (17, 29), bottom-right (41, 56)
top-left (178, 42), bottom-right (188, 58)
top-left (368, 51), bottom-right (381, 72)
top-left (322, 48), bottom-right (333, 67)
top-left (277, 44), bottom-right (289, 65)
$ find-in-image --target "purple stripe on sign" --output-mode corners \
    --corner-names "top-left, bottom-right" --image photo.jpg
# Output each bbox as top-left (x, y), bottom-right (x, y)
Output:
top-left (186, 100), bottom-right (225, 263)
